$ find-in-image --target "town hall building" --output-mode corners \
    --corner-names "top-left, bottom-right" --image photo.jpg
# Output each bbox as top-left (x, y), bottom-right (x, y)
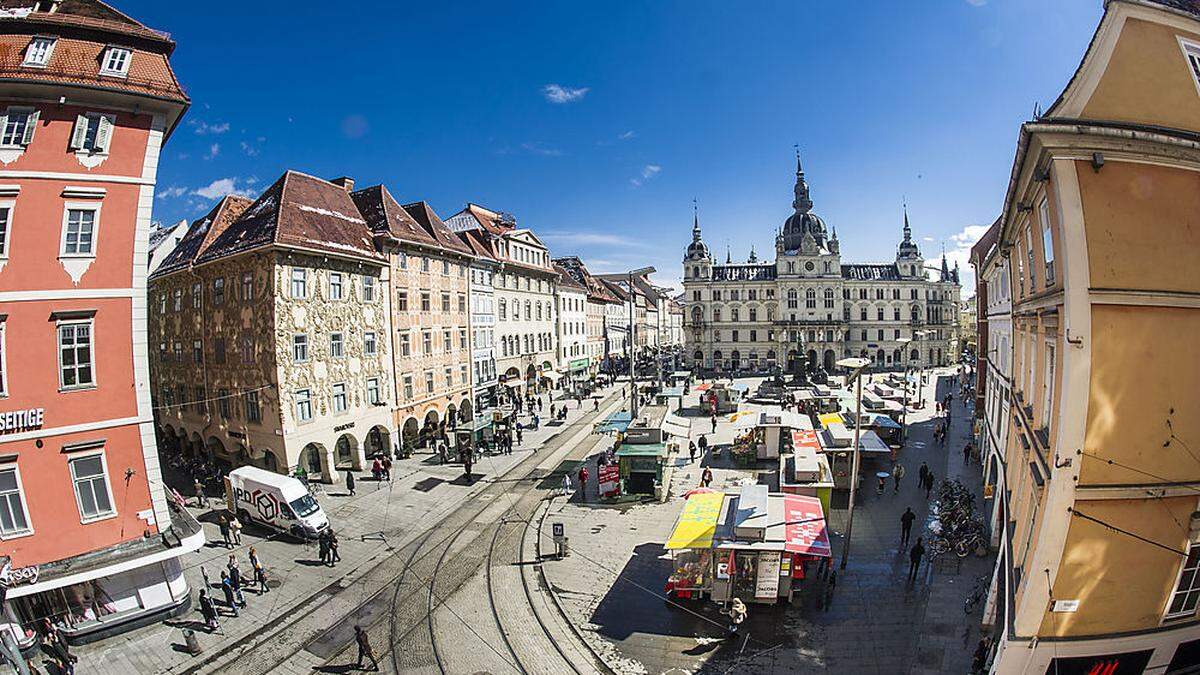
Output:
top-left (682, 155), bottom-right (961, 375)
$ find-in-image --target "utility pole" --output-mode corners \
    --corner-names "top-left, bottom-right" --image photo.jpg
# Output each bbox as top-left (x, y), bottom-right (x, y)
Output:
top-left (629, 273), bottom-right (637, 419)
top-left (837, 357), bottom-right (870, 570)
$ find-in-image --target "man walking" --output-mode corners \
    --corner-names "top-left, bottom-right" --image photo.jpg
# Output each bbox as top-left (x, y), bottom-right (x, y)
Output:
top-left (354, 625), bottom-right (380, 671)
top-left (220, 571), bottom-right (238, 617)
top-left (516, 426), bottom-right (524, 445)
top-left (711, 414), bottom-right (718, 433)
top-left (963, 442), bottom-right (973, 466)
top-left (194, 478), bottom-right (206, 509)
top-left (218, 515), bottom-right (232, 548)
top-left (908, 538), bottom-right (926, 581)
top-left (199, 589), bottom-right (219, 631)
top-left (900, 507), bottom-right (916, 547)
top-left (345, 469), bottom-right (356, 496)
top-left (688, 440), bottom-right (697, 463)
top-left (318, 530), bottom-right (330, 566)
top-left (577, 465), bottom-right (590, 502)
top-left (892, 463), bottom-right (906, 493)
top-left (701, 466), bottom-right (714, 488)
top-left (924, 470), bottom-right (935, 499)
top-left (918, 462), bottom-right (929, 490)
top-left (329, 530), bottom-right (341, 567)
top-left (561, 473), bottom-right (572, 497)
top-left (698, 434), bottom-right (708, 457)
top-left (228, 555), bottom-right (246, 608)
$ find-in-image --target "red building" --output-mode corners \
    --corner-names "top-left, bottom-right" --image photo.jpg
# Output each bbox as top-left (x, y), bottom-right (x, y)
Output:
top-left (0, 0), bottom-right (199, 647)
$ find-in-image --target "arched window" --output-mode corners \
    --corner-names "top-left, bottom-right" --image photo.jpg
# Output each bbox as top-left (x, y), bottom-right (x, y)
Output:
top-left (714, 307), bottom-right (722, 322)
top-left (731, 307), bottom-right (740, 322)
top-left (691, 307), bottom-right (702, 324)
top-left (877, 307), bottom-right (884, 321)
top-left (524, 300), bottom-right (531, 319)
top-left (894, 307), bottom-right (901, 321)
top-left (787, 289), bottom-right (798, 309)
top-left (824, 288), bottom-right (834, 308)
top-left (788, 261), bottom-right (795, 273)
top-left (805, 289), bottom-right (816, 309)
top-left (860, 307), bottom-right (867, 321)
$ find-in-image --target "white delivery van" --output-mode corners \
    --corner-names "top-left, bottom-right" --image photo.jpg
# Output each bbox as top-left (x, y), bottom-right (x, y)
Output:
top-left (225, 466), bottom-right (329, 540)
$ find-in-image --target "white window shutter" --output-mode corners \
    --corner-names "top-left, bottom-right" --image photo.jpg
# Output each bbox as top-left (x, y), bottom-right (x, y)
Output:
top-left (0, 113), bottom-right (8, 144)
top-left (69, 114), bottom-right (88, 150)
top-left (95, 114), bottom-right (114, 153)
top-left (21, 109), bottom-right (38, 146)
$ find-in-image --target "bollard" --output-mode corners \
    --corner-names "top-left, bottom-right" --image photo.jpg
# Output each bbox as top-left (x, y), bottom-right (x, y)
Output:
top-left (183, 628), bottom-right (202, 655)
top-left (561, 536), bottom-right (569, 559)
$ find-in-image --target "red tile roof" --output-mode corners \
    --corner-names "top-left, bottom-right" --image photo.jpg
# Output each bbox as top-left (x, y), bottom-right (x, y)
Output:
top-left (457, 228), bottom-right (498, 261)
top-left (350, 185), bottom-right (439, 248)
top-left (401, 201), bottom-right (473, 256)
top-left (150, 194), bottom-right (252, 279)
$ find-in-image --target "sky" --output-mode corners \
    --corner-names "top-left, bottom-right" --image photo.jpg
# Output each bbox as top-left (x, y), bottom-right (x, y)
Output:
top-left (131, 0), bottom-right (1104, 296)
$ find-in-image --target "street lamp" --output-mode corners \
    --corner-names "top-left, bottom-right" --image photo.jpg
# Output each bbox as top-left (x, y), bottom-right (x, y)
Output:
top-left (897, 337), bottom-right (912, 443)
top-left (625, 266), bottom-right (655, 419)
top-left (836, 356), bottom-right (871, 571)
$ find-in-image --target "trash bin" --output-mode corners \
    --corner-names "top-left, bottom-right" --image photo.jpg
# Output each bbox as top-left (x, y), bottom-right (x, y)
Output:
top-left (183, 628), bottom-right (202, 655)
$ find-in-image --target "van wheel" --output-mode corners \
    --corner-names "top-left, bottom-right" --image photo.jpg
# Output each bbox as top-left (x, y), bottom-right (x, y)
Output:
top-left (236, 508), bottom-right (250, 523)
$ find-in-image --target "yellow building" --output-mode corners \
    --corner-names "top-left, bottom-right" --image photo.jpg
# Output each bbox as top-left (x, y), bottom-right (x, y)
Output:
top-left (986, 1), bottom-right (1200, 672)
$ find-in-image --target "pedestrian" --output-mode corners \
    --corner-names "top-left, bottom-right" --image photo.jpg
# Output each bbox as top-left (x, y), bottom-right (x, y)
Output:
top-left (971, 637), bottom-right (991, 674)
top-left (918, 462), bottom-right (929, 488)
top-left (354, 625), bottom-right (380, 671)
top-left (550, 403), bottom-right (556, 419)
top-left (371, 457), bottom-right (382, 481)
top-left (346, 469), bottom-right (356, 496)
top-left (892, 463), bottom-right (906, 493)
top-left (924, 470), bottom-right (935, 499)
top-left (201, 565), bottom-right (212, 591)
top-left (688, 441), bottom-right (697, 463)
top-left (254, 562), bottom-right (270, 594)
top-left (516, 426), bottom-right (524, 445)
top-left (963, 442), bottom-right (973, 465)
top-left (701, 467), bottom-right (714, 488)
top-left (229, 514), bottom-right (243, 545)
top-left (329, 530), bottom-right (341, 566)
top-left (561, 473), bottom-right (572, 497)
top-left (218, 514), bottom-right (232, 548)
top-left (199, 588), bottom-right (220, 631)
top-left (594, 398), bottom-right (599, 411)
top-left (698, 434), bottom-right (708, 456)
top-left (382, 456), bottom-right (392, 482)
top-left (48, 624), bottom-right (76, 675)
top-left (318, 530), bottom-right (330, 565)
top-left (578, 465), bottom-right (590, 501)
top-left (537, 397), bottom-right (543, 412)
top-left (228, 555), bottom-right (246, 607)
top-left (464, 453), bottom-right (473, 482)
top-left (711, 414), bottom-right (718, 433)
top-left (194, 478), bottom-right (206, 509)
top-left (823, 570), bottom-right (837, 611)
top-left (908, 538), bottom-right (926, 581)
top-left (220, 571), bottom-right (238, 616)
top-left (900, 507), bottom-right (915, 547)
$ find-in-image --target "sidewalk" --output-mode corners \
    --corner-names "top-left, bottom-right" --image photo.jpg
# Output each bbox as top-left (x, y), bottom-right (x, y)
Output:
top-left (62, 384), bottom-right (621, 675)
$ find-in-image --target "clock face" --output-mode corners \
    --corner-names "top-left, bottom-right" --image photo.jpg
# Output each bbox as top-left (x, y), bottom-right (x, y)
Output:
top-left (804, 261), bottom-right (815, 272)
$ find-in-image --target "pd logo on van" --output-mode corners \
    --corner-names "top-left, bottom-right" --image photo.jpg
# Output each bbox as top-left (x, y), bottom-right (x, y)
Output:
top-left (234, 486), bottom-right (285, 522)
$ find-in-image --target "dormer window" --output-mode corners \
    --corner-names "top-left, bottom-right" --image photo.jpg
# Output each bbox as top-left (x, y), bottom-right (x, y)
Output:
top-left (100, 47), bottom-right (131, 77)
top-left (23, 37), bottom-right (55, 67)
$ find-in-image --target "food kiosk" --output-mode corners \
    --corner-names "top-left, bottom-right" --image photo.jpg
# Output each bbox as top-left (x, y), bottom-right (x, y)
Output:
top-left (616, 443), bottom-right (667, 495)
top-left (698, 383), bottom-right (739, 415)
top-left (731, 411), bottom-right (813, 460)
top-left (664, 486), bottom-right (832, 605)
top-left (780, 430), bottom-right (835, 513)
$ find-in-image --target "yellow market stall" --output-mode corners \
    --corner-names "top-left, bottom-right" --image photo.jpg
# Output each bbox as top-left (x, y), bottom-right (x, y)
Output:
top-left (663, 491), bottom-right (724, 599)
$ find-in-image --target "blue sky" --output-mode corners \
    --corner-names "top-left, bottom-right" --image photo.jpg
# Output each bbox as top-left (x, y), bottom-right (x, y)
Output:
top-left (133, 0), bottom-right (1102, 294)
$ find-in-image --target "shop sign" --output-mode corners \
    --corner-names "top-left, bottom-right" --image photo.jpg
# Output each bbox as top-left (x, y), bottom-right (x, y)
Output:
top-left (779, 555), bottom-right (791, 576)
top-left (598, 464), bottom-right (620, 498)
top-left (1051, 599), bottom-right (1079, 613)
top-left (334, 421), bottom-right (355, 433)
top-left (1043, 650), bottom-right (1152, 675)
top-left (0, 408), bottom-right (44, 434)
top-left (569, 358), bottom-right (590, 371)
top-left (755, 551), bottom-right (781, 598)
top-left (0, 558), bottom-right (38, 587)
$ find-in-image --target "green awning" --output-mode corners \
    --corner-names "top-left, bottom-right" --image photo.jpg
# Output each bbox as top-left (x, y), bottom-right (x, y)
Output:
top-left (616, 442), bottom-right (668, 457)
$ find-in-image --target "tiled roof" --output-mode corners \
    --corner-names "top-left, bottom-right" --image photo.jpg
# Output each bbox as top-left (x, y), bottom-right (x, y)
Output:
top-left (151, 195), bottom-right (252, 279)
top-left (457, 228), bottom-right (498, 261)
top-left (460, 203), bottom-right (515, 235)
top-left (401, 201), bottom-right (474, 256)
top-left (349, 185), bottom-right (438, 248)
top-left (1144, 0), bottom-right (1200, 18)
top-left (555, 256), bottom-right (619, 303)
top-left (841, 264), bottom-right (901, 281)
top-left (553, 263), bottom-right (587, 291)
top-left (193, 171), bottom-right (382, 266)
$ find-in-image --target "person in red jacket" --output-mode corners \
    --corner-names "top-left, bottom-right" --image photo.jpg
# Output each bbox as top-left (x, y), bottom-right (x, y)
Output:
top-left (578, 465), bottom-right (590, 501)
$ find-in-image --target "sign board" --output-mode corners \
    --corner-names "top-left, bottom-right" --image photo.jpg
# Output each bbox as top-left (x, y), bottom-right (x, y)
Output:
top-left (598, 464), bottom-right (620, 498)
top-left (0, 408), bottom-right (44, 434)
top-left (1044, 650), bottom-right (1152, 675)
top-left (779, 555), bottom-right (791, 576)
top-left (552, 522), bottom-right (565, 543)
top-left (1052, 599), bottom-right (1080, 613)
top-left (755, 551), bottom-right (782, 598)
top-left (782, 495), bottom-right (832, 557)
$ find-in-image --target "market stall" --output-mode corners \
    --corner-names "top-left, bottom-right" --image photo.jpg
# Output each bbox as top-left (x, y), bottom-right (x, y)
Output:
top-left (780, 430), bottom-right (835, 512)
top-left (730, 410), bottom-right (813, 461)
top-left (664, 491), bottom-right (724, 599)
top-left (616, 443), bottom-right (667, 496)
top-left (699, 383), bottom-right (740, 415)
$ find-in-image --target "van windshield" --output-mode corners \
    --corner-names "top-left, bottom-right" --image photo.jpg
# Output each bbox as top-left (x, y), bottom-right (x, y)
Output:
top-left (290, 494), bottom-right (320, 518)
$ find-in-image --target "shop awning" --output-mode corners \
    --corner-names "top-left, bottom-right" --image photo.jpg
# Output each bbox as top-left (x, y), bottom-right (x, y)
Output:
top-left (594, 411), bottom-right (632, 434)
top-left (694, 383), bottom-right (712, 392)
top-left (781, 494), bottom-right (832, 558)
top-left (818, 412), bottom-right (844, 428)
top-left (658, 386), bottom-right (685, 398)
top-left (503, 380), bottom-right (524, 390)
top-left (662, 415), bottom-right (691, 438)
top-left (616, 442), bottom-right (667, 457)
top-left (871, 414), bottom-right (902, 430)
top-left (858, 430), bottom-right (891, 453)
top-left (791, 429), bottom-right (822, 453)
top-left (541, 369), bottom-right (563, 382)
top-left (665, 492), bottom-right (725, 550)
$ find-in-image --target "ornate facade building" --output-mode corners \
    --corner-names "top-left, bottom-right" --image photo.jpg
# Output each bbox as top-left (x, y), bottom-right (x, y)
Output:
top-left (682, 157), bottom-right (960, 374)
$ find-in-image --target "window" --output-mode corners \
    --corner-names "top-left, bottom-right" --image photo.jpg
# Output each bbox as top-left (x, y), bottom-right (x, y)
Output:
top-left (398, 252), bottom-right (407, 269)
top-left (332, 383), bottom-right (347, 413)
top-left (293, 334), bottom-right (308, 362)
top-left (240, 336), bottom-right (253, 364)
top-left (241, 272), bottom-right (253, 301)
top-left (442, 329), bottom-right (451, 352)
top-left (397, 291), bottom-right (408, 311)
top-left (1184, 41), bottom-right (1200, 94)
top-left (421, 292), bottom-right (431, 312)
top-left (68, 113), bottom-right (114, 154)
top-left (461, 364), bottom-right (468, 384)
top-left (399, 332), bottom-right (411, 356)
top-left (69, 453), bottom-right (114, 521)
top-left (787, 290), bottom-right (797, 309)
top-left (0, 467), bottom-right (30, 537)
top-left (805, 289), bottom-right (816, 309)
top-left (498, 299), bottom-right (506, 320)
top-left (100, 46), bottom-right (131, 77)
top-left (22, 36), bottom-right (55, 67)
top-left (192, 339), bottom-right (202, 364)
top-left (1043, 343), bottom-right (1055, 422)
top-left (214, 337), bottom-right (226, 364)
top-left (245, 391), bottom-right (260, 422)
top-left (0, 107), bottom-right (38, 147)
top-left (173, 288), bottom-right (182, 312)
top-left (402, 375), bottom-right (413, 400)
top-left (1167, 544), bottom-right (1200, 619)
top-left (441, 292), bottom-right (451, 312)
top-left (1040, 198), bottom-right (1055, 284)
top-left (422, 330), bottom-right (432, 354)
top-left (459, 329), bottom-right (467, 350)
top-left (824, 288), bottom-right (834, 308)
top-left (367, 378), bottom-right (381, 405)
top-left (291, 268), bottom-right (307, 299)
top-left (364, 331), bottom-right (377, 356)
top-left (442, 259), bottom-right (450, 275)
top-left (458, 294), bottom-right (467, 313)
top-left (58, 322), bottom-right (94, 389)
top-left (0, 323), bottom-right (5, 397)
top-left (329, 332), bottom-right (344, 358)
top-left (1026, 229), bottom-right (1037, 289)
top-left (218, 388), bottom-right (230, 418)
top-left (295, 389), bottom-right (312, 422)
top-left (362, 275), bottom-right (375, 302)
top-left (425, 370), bottom-right (435, 393)
top-left (421, 256), bottom-right (430, 272)
top-left (212, 277), bottom-right (225, 305)
top-left (62, 207), bottom-right (97, 256)
top-left (330, 272), bottom-right (344, 300)
top-left (445, 366), bottom-right (453, 386)
top-left (193, 282), bottom-right (202, 308)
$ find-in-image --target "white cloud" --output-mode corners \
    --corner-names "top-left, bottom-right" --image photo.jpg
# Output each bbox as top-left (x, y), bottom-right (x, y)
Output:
top-left (630, 164), bottom-right (661, 187)
top-left (541, 231), bottom-right (646, 247)
top-left (190, 120), bottom-right (230, 135)
top-left (205, 143), bottom-right (220, 159)
top-left (542, 84), bottom-right (589, 104)
top-left (922, 236), bottom-right (934, 242)
top-left (156, 185), bottom-right (187, 200)
top-left (520, 141), bottom-right (562, 157)
top-left (951, 224), bottom-right (990, 246)
top-left (192, 177), bottom-right (255, 200)
top-left (937, 223), bottom-right (990, 293)
top-left (619, 130), bottom-right (636, 140)
top-left (966, 0), bottom-right (987, 5)
top-left (240, 140), bottom-right (260, 157)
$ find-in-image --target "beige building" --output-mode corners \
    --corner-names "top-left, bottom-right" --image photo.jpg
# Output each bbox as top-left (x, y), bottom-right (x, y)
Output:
top-left (150, 172), bottom-right (393, 482)
top-left (555, 256), bottom-right (621, 376)
top-left (350, 187), bottom-right (474, 452)
top-left (445, 204), bottom-right (559, 392)
top-left (980, 2), bottom-right (1200, 672)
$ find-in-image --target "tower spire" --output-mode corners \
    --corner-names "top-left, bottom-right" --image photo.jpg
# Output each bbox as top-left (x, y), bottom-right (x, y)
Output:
top-left (691, 197), bottom-right (700, 238)
top-left (792, 146), bottom-right (813, 214)
top-left (902, 200), bottom-right (912, 244)
top-left (940, 243), bottom-right (950, 279)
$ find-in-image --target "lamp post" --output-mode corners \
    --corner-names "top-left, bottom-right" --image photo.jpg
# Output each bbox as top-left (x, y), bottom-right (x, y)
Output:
top-left (625, 267), bottom-right (655, 419)
top-left (897, 337), bottom-right (912, 443)
top-left (836, 356), bottom-right (871, 570)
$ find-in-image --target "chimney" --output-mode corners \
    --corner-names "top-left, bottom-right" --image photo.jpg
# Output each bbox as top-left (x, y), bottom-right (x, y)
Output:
top-left (330, 176), bottom-right (355, 192)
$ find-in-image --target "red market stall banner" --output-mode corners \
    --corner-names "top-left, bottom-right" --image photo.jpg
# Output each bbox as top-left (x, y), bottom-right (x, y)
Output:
top-left (782, 494), bottom-right (832, 558)
top-left (791, 429), bottom-right (821, 453)
top-left (599, 464), bottom-right (620, 498)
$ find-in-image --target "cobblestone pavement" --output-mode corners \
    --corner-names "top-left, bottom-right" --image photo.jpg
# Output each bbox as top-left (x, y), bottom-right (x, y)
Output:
top-left (539, 368), bottom-right (995, 675)
top-left (65, 383), bottom-right (625, 675)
